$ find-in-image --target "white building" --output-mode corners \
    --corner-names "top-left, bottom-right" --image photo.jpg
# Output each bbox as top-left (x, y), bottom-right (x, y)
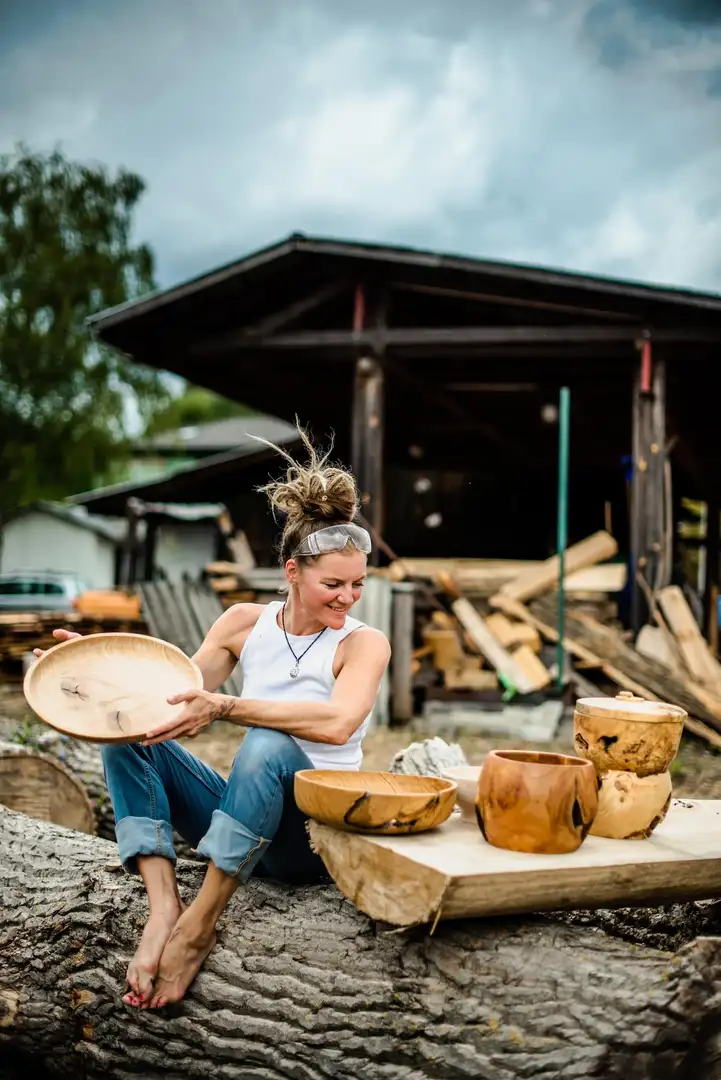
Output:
top-left (0, 502), bottom-right (124, 589)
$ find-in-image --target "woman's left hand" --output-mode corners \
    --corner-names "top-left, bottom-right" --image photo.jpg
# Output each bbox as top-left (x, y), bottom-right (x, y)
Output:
top-left (142, 689), bottom-right (235, 746)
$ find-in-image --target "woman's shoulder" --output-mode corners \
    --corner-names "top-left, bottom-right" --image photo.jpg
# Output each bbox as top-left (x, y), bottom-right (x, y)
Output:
top-left (341, 624), bottom-right (391, 660)
top-left (210, 601), bottom-right (273, 645)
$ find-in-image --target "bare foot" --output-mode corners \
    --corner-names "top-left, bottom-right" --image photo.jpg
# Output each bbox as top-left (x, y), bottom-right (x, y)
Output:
top-left (148, 911), bottom-right (217, 1008)
top-left (124, 905), bottom-right (182, 1007)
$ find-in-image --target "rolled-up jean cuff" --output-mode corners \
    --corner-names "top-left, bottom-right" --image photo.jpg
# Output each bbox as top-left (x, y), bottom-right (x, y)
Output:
top-left (195, 809), bottom-right (270, 880)
top-left (115, 816), bottom-right (177, 874)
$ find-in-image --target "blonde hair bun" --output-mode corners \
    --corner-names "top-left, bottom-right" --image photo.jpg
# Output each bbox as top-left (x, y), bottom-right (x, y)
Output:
top-left (253, 421), bottom-right (359, 534)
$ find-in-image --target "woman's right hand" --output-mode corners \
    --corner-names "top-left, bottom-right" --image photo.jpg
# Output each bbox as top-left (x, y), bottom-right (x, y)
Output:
top-left (33, 628), bottom-right (83, 660)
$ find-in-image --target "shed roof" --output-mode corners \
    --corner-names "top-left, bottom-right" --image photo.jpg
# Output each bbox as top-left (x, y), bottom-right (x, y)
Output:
top-left (0, 501), bottom-right (126, 543)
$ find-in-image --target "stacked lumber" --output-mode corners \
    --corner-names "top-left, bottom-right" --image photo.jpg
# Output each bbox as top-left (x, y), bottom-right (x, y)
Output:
top-left (487, 580), bottom-right (721, 748)
top-left (0, 610), bottom-right (147, 675)
top-left (400, 531), bottom-right (622, 706)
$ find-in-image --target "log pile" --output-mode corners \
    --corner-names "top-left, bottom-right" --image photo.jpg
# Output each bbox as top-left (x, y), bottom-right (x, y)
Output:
top-left (385, 531), bottom-right (721, 749)
top-left (390, 531), bottom-right (623, 706)
top-left (0, 605), bottom-right (146, 677)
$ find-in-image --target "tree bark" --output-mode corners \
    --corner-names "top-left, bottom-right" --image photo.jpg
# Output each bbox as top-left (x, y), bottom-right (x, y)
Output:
top-left (3, 807), bottom-right (721, 1079)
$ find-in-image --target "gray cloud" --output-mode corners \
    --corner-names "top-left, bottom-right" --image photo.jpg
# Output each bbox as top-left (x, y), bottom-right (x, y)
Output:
top-left (1, 0), bottom-right (719, 292)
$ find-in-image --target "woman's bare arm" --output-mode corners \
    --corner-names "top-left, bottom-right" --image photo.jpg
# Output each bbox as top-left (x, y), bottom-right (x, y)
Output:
top-left (220, 628), bottom-right (391, 744)
top-left (190, 603), bottom-right (263, 691)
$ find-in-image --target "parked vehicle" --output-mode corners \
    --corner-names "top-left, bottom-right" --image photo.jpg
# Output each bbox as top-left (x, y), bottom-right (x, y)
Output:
top-left (0, 571), bottom-right (88, 613)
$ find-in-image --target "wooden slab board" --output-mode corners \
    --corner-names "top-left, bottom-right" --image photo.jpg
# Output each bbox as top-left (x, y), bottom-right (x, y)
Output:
top-left (496, 530), bottom-right (618, 604)
top-left (308, 799), bottom-right (721, 927)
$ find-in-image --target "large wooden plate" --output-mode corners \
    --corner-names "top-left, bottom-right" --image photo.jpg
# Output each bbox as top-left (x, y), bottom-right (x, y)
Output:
top-left (294, 770), bottom-right (457, 835)
top-left (23, 633), bottom-right (203, 744)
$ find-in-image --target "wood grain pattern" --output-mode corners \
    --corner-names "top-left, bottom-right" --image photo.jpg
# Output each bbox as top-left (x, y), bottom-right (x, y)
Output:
top-left (476, 750), bottom-right (598, 855)
top-left (309, 798), bottom-right (721, 926)
top-left (590, 769), bottom-right (672, 839)
top-left (23, 632), bottom-right (202, 743)
top-left (657, 585), bottom-right (721, 690)
top-left (573, 692), bottom-right (685, 776)
top-left (294, 769), bottom-right (457, 835)
top-left (0, 742), bottom-right (95, 834)
top-left (495, 530), bottom-right (618, 603)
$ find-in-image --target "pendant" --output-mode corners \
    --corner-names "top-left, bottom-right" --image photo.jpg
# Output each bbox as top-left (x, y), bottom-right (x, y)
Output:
top-left (290, 664), bottom-right (300, 679)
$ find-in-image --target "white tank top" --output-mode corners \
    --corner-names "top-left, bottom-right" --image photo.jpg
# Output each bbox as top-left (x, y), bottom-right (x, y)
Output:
top-left (238, 600), bottom-right (371, 771)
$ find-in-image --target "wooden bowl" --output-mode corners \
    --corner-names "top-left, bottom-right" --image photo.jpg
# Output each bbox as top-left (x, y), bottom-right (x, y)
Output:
top-left (574, 692), bottom-right (685, 777)
top-left (476, 750), bottom-right (598, 854)
top-left (294, 770), bottom-right (457, 835)
top-left (441, 764), bottom-right (483, 821)
top-left (23, 633), bottom-right (203, 744)
top-left (590, 769), bottom-right (673, 840)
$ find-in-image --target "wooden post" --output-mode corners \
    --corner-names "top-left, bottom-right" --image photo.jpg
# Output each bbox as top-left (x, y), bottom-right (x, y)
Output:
top-left (120, 498), bottom-right (141, 587)
top-left (391, 583), bottom-right (415, 723)
top-left (705, 491), bottom-right (720, 654)
top-left (351, 286), bottom-right (386, 562)
top-left (630, 343), bottom-right (666, 633)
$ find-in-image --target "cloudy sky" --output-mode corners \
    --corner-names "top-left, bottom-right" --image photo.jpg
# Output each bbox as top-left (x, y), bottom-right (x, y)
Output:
top-left (1, 0), bottom-right (720, 292)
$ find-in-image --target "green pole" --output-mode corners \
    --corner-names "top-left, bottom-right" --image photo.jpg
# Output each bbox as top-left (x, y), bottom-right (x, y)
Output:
top-left (557, 387), bottom-right (571, 688)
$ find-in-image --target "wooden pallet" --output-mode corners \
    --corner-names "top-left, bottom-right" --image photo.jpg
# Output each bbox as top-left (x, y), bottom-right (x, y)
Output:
top-left (308, 798), bottom-right (721, 927)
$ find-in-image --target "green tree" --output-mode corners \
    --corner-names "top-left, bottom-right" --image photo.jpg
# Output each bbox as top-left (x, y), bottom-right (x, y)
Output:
top-left (0, 144), bottom-right (171, 510)
top-left (144, 384), bottom-right (254, 438)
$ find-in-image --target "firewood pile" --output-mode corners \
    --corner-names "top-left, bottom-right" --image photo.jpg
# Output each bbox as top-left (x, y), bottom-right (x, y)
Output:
top-left (0, 591), bottom-right (146, 678)
top-left (383, 532), bottom-right (623, 703)
top-left (375, 532), bottom-right (721, 749)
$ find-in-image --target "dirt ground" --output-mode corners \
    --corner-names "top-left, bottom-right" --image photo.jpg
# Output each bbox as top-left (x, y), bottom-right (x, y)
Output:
top-left (4, 680), bottom-right (721, 798)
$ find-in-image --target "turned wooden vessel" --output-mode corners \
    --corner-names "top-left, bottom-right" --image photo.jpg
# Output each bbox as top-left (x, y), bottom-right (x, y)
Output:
top-left (294, 770), bottom-right (457, 835)
top-left (23, 632), bottom-right (203, 743)
top-left (475, 750), bottom-right (598, 855)
top-left (591, 769), bottom-right (673, 840)
top-left (573, 691), bottom-right (686, 777)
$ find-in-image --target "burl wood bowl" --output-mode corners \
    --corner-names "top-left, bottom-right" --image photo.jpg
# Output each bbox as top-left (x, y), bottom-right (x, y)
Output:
top-left (23, 632), bottom-right (203, 744)
top-left (573, 692), bottom-right (686, 777)
top-left (590, 769), bottom-right (673, 840)
top-left (476, 750), bottom-right (598, 854)
top-left (294, 770), bottom-right (457, 835)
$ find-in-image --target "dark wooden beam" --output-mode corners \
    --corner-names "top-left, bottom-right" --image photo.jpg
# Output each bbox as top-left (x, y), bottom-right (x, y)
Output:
top-left (705, 492), bottom-right (720, 653)
top-left (351, 287), bottom-right (386, 561)
top-left (630, 345), bottom-right (667, 632)
top-left (213, 325), bottom-right (721, 351)
top-left (194, 281), bottom-right (348, 351)
top-left (384, 356), bottom-right (527, 462)
top-left (389, 280), bottom-right (638, 321)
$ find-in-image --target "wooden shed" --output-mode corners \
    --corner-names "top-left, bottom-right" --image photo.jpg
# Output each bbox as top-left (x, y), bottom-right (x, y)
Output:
top-left (87, 233), bottom-right (721, 630)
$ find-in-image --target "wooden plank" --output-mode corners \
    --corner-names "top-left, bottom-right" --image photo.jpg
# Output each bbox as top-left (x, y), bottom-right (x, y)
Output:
top-left (495, 531), bottom-right (619, 604)
top-left (386, 559), bottom-right (626, 595)
top-left (485, 613), bottom-right (541, 652)
top-left (657, 585), bottom-right (721, 691)
top-left (308, 800), bottom-right (721, 927)
top-left (444, 668), bottom-right (498, 691)
top-left (390, 585), bottom-right (414, 723)
top-left (636, 625), bottom-right (681, 673)
top-left (509, 644), bottom-right (552, 690)
top-left (449, 596), bottom-right (548, 694)
top-left (492, 594), bottom-right (721, 747)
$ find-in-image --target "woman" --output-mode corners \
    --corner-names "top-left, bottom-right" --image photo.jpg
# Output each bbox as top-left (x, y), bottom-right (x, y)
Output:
top-left (35, 431), bottom-right (391, 1010)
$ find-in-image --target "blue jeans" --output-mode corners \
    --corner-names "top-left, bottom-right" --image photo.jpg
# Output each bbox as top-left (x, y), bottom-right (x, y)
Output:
top-left (100, 727), bottom-right (328, 884)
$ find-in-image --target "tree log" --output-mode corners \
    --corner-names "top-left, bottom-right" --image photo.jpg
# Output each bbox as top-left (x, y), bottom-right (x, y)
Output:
top-left (3, 806), bottom-right (721, 1079)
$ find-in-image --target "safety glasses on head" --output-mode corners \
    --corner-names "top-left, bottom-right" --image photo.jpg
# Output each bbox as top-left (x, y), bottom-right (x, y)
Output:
top-left (291, 522), bottom-right (372, 559)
